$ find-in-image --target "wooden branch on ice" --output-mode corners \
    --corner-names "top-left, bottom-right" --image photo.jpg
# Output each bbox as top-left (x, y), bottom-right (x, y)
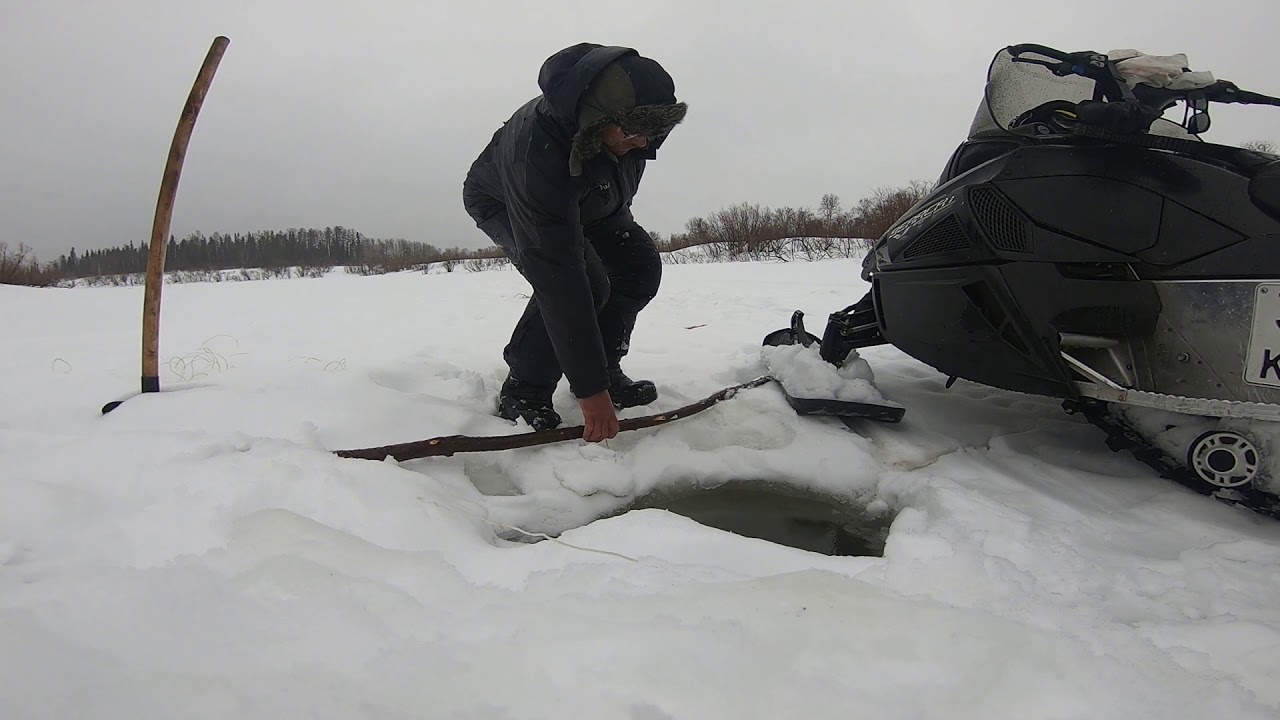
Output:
top-left (333, 375), bottom-right (776, 462)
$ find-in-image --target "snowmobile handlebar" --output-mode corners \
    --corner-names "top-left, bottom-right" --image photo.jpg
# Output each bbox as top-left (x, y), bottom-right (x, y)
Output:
top-left (1203, 82), bottom-right (1280, 107)
top-left (1130, 79), bottom-right (1280, 114)
top-left (1007, 44), bottom-right (1280, 109)
top-left (1007, 44), bottom-right (1112, 78)
top-left (1006, 44), bottom-right (1136, 103)
top-left (1007, 44), bottom-right (1078, 63)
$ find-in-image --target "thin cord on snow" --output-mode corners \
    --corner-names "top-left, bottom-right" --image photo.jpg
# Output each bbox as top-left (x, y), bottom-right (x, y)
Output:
top-left (416, 495), bottom-right (640, 563)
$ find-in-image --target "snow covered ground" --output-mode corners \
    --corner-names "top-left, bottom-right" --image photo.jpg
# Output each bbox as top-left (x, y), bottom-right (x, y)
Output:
top-left (3, 257), bottom-right (1280, 719)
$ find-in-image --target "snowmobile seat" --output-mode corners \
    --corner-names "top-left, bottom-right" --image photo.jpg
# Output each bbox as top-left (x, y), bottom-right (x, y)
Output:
top-left (1249, 159), bottom-right (1280, 222)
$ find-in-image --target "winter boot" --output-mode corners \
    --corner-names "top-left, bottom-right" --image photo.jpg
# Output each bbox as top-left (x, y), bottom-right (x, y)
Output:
top-left (497, 375), bottom-right (561, 431)
top-left (608, 365), bottom-right (657, 409)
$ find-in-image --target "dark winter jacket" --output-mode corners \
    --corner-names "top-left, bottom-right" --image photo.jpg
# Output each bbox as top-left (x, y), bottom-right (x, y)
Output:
top-left (463, 43), bottom-right (687, 399)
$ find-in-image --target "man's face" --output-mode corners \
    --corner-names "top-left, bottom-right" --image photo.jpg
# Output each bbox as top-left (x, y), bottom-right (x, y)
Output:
top-left (602, 124), bottom-right (649, 156)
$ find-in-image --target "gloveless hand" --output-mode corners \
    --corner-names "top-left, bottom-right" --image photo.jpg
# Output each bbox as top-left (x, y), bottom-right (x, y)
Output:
top-left (578, 390), bottom-right (620, 442)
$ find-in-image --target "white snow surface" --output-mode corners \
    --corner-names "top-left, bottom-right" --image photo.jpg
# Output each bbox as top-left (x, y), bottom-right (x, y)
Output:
top-left (4, 258), bottom-right (1280, 719)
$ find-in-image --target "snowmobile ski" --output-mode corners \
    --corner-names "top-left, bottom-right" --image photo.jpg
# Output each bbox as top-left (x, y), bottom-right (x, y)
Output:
top-left (762, 310), bottom-right (905, 424)
top-left (779, 394), bottom-right (905, 423)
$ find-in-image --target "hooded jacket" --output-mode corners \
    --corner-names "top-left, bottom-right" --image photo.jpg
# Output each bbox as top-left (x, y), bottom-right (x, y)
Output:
top-left (463, 43), bottom-right (687, 399)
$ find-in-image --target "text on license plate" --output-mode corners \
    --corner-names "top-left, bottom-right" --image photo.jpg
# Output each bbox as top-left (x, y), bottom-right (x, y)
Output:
top-left (1246, 283), bottom-right (1280, 388)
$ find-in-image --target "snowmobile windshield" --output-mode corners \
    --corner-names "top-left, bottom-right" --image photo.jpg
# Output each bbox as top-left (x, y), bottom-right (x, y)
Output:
top-left (967, 47), bottom-right (1196, 141)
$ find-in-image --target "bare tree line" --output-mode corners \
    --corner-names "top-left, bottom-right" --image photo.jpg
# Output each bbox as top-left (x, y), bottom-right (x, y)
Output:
top-left (656, 181), bottom-right (933, 262)
top-left (0, 180), bottom-right (935, 287)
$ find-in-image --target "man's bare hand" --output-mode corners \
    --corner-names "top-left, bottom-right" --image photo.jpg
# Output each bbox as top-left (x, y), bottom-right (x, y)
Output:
top-left (579, 390), bottom-right (620, 442)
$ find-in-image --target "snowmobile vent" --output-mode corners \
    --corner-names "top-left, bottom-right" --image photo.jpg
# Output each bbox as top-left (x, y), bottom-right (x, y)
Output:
top-left (969, 186), bottom-right (1030, 252)
top-left (1249, 160), bottom-right (1280, 222)
top-left (902, 214), bottom-right (971, 259)
top-left (962, 281), bottom-right (1031, 357)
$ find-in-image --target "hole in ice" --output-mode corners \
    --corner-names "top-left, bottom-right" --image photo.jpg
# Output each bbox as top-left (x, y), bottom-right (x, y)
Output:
top-left (626, 482), bottom-right (893, 557)
top-left (459, 458), bottom-right (521, 496)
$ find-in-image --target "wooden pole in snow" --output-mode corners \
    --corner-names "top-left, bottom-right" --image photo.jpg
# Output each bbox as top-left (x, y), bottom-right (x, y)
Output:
top-left (140, 36), bottom-right (229, 393)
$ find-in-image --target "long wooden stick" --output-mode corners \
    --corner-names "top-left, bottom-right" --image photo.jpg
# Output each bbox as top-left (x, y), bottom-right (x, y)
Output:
top-left (140, 36), bottom-right (229, 393)
top-left (334, 376), bottom-right (776, 461)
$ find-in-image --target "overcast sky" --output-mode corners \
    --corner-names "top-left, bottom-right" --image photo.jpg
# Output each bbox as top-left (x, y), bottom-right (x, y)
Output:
top-left (4, 0), bottom-right (1278, 261)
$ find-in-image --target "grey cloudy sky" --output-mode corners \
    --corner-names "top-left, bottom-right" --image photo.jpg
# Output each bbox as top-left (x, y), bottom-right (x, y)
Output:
top-left (4, 0), bottom-right (1279, 261)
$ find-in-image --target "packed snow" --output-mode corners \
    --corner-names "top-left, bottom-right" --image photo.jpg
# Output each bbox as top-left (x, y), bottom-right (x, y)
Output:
top-left (3, 256), bottom-right (1280, 719)
top-left (761, 342), bottom-right (890, 405)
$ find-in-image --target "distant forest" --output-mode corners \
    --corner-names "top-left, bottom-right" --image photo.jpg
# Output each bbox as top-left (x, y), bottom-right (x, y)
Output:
top-left (52, 226), bottom-right (501, 279)
top-left (0, 180), bottom-right (935, 287)
top-left (43, 180), bottom-right (932, 283)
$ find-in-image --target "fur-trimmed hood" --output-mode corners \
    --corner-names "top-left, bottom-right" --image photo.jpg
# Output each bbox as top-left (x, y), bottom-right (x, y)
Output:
top-left (570, 98), bottom-right (687, 176)
top-left (535, 43), bottom-right (687, 175)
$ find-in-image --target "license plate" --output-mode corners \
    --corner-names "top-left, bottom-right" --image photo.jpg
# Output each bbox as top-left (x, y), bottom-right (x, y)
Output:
top-left (1245, 283), bottom-right (1280, 388)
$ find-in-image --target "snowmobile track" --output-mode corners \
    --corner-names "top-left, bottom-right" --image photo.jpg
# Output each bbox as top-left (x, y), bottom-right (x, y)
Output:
top-left (1067, 399), bottom-right (1280, 521)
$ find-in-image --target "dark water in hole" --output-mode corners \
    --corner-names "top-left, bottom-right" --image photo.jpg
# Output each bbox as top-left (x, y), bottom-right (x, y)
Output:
top-left (627, 482), bottom-right (893, 557)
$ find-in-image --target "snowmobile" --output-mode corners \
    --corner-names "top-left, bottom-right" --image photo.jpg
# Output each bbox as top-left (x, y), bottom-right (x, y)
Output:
top-left (766, 43), bottom-right (1280, 518)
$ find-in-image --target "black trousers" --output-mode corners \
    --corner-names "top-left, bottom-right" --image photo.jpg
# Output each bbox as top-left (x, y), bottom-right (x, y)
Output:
top-left (477, 208), bottom-right (662, 390)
